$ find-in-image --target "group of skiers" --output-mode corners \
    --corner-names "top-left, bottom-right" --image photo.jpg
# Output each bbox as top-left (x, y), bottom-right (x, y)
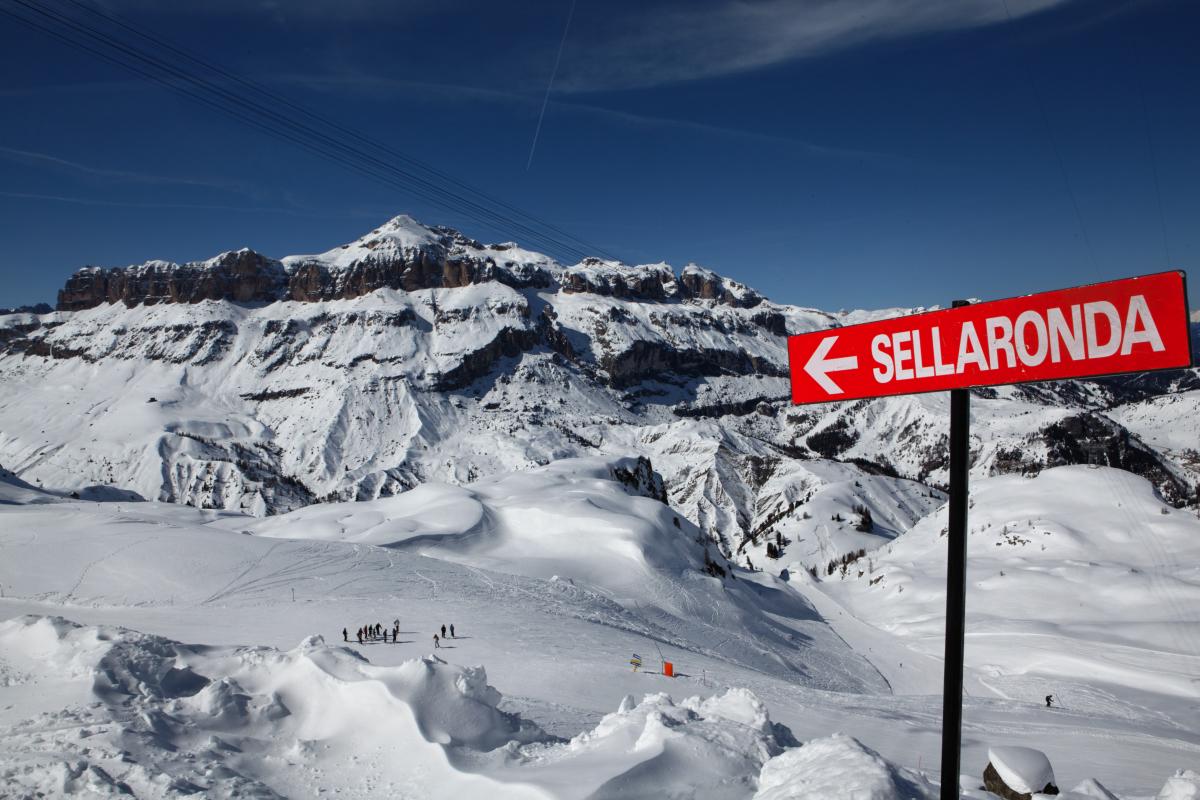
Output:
top-left (341, 619), bottom-right (458, 648)
top-left (345, 619), bottom-right (402, 645)
top-left (433, 623), bottom-right (455, 648)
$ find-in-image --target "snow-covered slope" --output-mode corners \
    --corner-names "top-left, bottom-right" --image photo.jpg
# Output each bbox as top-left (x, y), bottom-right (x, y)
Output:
top-left (811, 466), bottom-right (1200, 699)
top-left (1, 462), bottom-right (1196, 797)
top-left (2, 215), bottom-right (1194, 567)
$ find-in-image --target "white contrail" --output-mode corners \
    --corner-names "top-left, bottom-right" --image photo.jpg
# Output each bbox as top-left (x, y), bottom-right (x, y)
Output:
top-left (527, 0), bottom-right (577, 171)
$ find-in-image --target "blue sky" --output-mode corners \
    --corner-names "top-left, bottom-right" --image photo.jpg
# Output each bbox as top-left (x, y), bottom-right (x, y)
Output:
top-left (1, 0), bottom-right (1197, 313)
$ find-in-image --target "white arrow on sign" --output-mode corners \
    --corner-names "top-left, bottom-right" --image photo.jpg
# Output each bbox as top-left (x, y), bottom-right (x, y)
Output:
top-left (804, 336), bottom-right (859, 395)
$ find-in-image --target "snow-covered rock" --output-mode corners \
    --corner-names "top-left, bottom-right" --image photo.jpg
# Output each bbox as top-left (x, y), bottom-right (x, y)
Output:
top-left (985, 746), bottom-right (1058, 799)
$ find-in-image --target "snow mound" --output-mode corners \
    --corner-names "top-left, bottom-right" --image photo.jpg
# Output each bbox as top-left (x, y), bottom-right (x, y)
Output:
top-left (0, 615), bottom-right (549, 798)
top-left (512, 688), bottom-right (796, 799)
top-left (1058, 777), bottom-right (1120, 799)
top-left (0, 615), bottom-right (863, 800)
top-left (1158, 770), bottom-right (1200, 800)
top-left (752, 733), bottom-right (936, 799)
top-left (988, 745), bottom-right (1056, 795)
top-left (243, 456), bottom-right (703, 596)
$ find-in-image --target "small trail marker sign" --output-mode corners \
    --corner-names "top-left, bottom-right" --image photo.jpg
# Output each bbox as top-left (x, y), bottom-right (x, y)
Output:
top-left (786, 272), bottom-right (1191, 799)
top-left (788, 271), bottom-right (1191, 404)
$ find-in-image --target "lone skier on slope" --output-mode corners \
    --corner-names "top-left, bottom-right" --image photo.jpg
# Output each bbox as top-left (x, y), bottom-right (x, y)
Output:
top-left (1045, 694), bottom-right (1054, 708)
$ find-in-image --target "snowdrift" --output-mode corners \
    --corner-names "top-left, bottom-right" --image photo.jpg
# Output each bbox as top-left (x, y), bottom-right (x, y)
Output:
top-left (0, 615), bottom-right (845, 800)
top-left (241, 457), bottom-right (700, 593)
top-left (753, 733), bottom-right (936, 800)
top-left (0, 615), bottom-right (550, 798)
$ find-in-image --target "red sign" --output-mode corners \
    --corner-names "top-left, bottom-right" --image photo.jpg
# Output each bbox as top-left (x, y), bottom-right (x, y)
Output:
top-left (788, 271), bottom-right (1192, 404)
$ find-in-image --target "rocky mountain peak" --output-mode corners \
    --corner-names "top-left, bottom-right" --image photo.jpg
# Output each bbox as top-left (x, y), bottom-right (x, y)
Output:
top-left (679, 264), bottom-right (763, 308)
top-left (49, 215), bottom-right (786, 312)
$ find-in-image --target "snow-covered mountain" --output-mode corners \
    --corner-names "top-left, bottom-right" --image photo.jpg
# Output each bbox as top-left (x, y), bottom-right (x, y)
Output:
top-left (1, 214), bottom-right (1196, 571)
top-left (2, 207), bottom-right (1198, 798)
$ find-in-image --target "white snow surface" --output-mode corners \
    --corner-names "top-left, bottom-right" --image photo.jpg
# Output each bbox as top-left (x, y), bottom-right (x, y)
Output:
top-left (0, 614), bottom-right (804, 799)
top-left (1, 461), bottom-right (1198, 797)
top-left (813, 466), bottom-right (1200, 698)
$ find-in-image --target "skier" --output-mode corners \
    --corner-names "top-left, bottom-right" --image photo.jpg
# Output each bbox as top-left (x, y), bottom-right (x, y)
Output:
top-left (393, 625), bottom-right (399, 642)
top-left (433, 633), bottom-right (440, 649)
top-left (1045, 694), bottom-right (1054, 708)
top-left (382, 629), bottom-right (388, 643)
top-left (357, 628), bottom-right (363, 645)
top-left (449, 624), bottom-right (455, 639)
top-left (342, 627), bottom-right (348, 642)
top-left (440, 624), bottom-right (447, 639)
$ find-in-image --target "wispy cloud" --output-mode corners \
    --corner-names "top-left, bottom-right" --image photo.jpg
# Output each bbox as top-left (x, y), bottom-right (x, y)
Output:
top-left (555, 98), bottom-right (894, 162)
top-left (272, 72), bottom-right (893, 162)
top-left (557, 0), bottom-right (1076, 91)
top-left (0, 190), bottom-right (323, 216)
top-left (0, 145), bottom-right (251, 193)
top-left (82, 0), bottom-right (456, 22)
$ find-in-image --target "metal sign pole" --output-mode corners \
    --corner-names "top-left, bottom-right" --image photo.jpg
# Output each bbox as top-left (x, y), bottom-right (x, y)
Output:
top-left (940, 301), bottom-right (971, 799)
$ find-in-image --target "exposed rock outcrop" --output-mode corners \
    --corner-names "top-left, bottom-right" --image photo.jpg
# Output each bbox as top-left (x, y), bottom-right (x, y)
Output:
top-left (559, 260), bottom-right (677, 301)
top-left (602, 340), bottom-right (787, 388)
top-left (57, 249), bottom-right (287, 311)
top-left (679, 264), bottom-right (763, 308)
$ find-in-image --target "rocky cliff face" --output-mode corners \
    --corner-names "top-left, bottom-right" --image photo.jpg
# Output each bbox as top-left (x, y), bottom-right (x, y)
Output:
top-left (58, 249), bottom-right (288, 310)
top-left (6, 215), bottom-right (1198, 564)
top-left (54, 217), bottom-right (777, 312)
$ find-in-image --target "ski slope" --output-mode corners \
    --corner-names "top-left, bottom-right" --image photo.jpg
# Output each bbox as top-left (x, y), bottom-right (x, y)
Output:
top-left (1, 462), bottom-right (1198, 797)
